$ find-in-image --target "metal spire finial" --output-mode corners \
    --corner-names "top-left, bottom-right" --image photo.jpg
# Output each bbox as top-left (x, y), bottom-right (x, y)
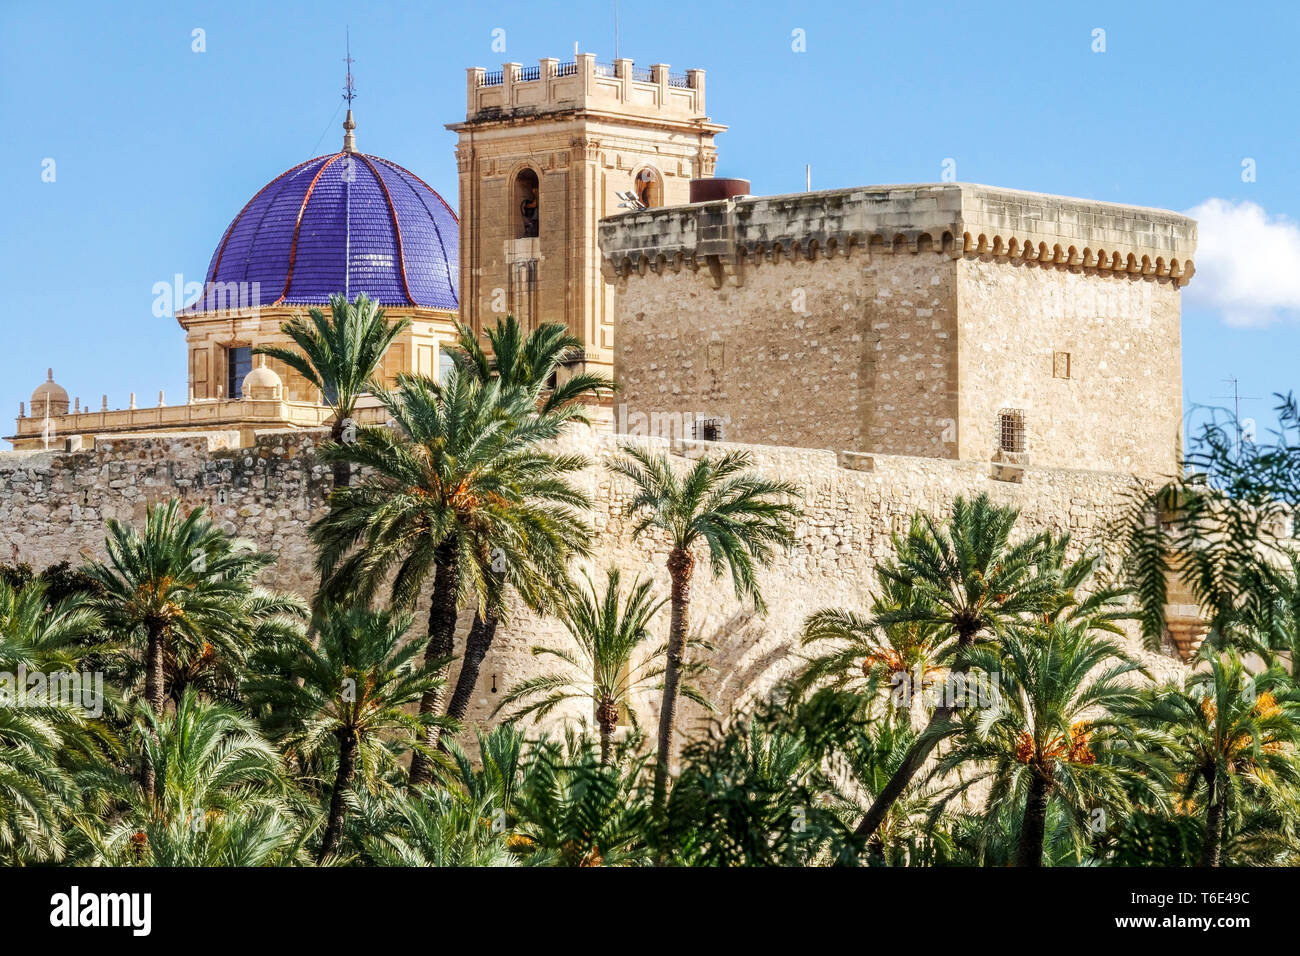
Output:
top-left (342, 29), bottom-right (357, 152)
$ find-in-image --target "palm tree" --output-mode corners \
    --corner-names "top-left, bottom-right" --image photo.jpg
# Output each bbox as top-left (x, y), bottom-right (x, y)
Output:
top-left (312, 371), bottom-right (590, 785)
top-left (86, 501), bottom-right (297, 719)
top-left (451, 313), bottom-right (614, 421)
top-left (509, 732), bottom-right (652, 866)
top-left (0, 578), bottom-right (106, 863)
top-left (931, 620), bottom-right (1153, 866)
top-left (1124, 653), bottom-right (1300, 866)
top-left (496, 567), bottom-right (706, 763)
top-left (365, 789), bottom-right (516, 867)
top-left (798, 569), bottom-right (943, 709)
top-left (84, 500), bottom-right (300, 798)
top-left (439, 315), bottom-right (614, 724)
top-left (608, 445), bottom-right (800, 812)
top-left (253, 292), bottom-right (409, 489)
top-left (847, 495), bottom-right (1059, 844)
top-left (243, 603), bottom-right (455, 863)
top-left (76, 690), bottom-right (304, 867)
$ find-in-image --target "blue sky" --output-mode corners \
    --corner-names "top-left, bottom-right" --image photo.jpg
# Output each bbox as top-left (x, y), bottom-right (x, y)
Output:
top-left (2, 0), bottom-right (1297, 443)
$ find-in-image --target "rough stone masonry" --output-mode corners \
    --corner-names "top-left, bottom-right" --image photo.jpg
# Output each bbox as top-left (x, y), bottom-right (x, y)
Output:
top-left (0, 426), bottom-right (1188, 738)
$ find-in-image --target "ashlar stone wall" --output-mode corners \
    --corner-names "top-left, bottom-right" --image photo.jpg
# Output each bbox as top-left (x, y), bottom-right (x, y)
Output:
top-left (601, 183), bottom-right (1196, 480)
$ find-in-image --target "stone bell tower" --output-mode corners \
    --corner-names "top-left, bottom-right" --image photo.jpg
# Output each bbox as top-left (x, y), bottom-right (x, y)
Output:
top-left (447, 53), bottom-right (724, 378)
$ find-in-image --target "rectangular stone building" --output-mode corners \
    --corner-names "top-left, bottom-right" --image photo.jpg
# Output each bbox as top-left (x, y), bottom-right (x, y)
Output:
top-left (599, 183), bottom-right (1197, 478)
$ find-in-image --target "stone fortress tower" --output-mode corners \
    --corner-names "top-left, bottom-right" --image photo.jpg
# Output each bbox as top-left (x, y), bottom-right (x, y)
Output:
top-left (448, 54), bottom-right (723, 384)
top-left (601, 185), bottom-right (1197, 479)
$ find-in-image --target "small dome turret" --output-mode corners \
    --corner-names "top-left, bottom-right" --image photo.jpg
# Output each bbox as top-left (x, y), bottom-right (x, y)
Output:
top-left (31, 369), bottom-right (69, 416)
top-left (241, 356), bottom-right (284, 400)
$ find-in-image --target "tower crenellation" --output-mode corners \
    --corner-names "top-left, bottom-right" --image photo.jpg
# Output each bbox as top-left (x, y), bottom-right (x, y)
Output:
top-left (464, 54), bottom-right (709, 123)
top-left (449, 53), bottom-right (722, 386)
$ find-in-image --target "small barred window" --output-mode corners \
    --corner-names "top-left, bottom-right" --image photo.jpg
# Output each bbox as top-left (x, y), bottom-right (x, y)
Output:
top-left (696, 418), bottom-right (725, 442)
top-left (998, 409), bottom-right (1026, 454)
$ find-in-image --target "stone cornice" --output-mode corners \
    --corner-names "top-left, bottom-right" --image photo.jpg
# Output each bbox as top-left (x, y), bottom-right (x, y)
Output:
top-left (176, 304), bottom-right (456, 333)
top-left (598, 183), bottom-right (1197, 287)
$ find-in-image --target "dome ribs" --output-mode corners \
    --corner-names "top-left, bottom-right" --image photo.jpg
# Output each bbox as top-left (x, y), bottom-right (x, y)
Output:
top-left (354, 153), bottom-right (416, 305)
top-left (192, 151), bottom-right (458, 314)
top-left (273, 154), bottom-right (345, 306)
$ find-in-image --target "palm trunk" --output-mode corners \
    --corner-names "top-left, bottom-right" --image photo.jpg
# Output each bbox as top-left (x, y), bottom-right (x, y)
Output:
top-left (318, 728), bottom-right (357, 864)
top-left (1200, 769), bottom-right (1224, 867)
top-left (597, 702), bottom-right (619, 766)
top-left (852, 702), bottom-right (956, 842)
top-left (600, 725), bottom-right (615, 766)
top-left (409, 543), bottom-right (459, 787)
top-left (145, 623), bottom-right (166, 716)
top-left (444, 610), bottom-right (499, 724)
top-left (849, 628), bottom-right (977, 849)
top-left (653, 547), bottom-right (694, 815)
top-left (329, 418), bottom-right (351, 490)
top-left (1014, 767), bottom-right (1052, 867)
top-left (141, 622), bottom-right (166, 799)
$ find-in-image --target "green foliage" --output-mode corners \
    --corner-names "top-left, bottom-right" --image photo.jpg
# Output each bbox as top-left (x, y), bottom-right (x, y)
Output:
top-left (253, 292), bottom-right (408, 424)
top-left (5, 387), bottom-right (1300, 868)
top-left (609, 444), bottom-right (801, 610)
top-left (1110, 810), bottom-right (1202, 866)
top-left (75, 690), bottom-right (305, 867)
top-left (661, 691), bottom-right (859, 866)
top-left (311, 369), bottom-right (592, 615)
top-left (509, 731), bottom-right (652, 866)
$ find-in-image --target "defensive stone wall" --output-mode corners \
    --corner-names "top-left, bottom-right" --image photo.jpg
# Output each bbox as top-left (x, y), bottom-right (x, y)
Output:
top-left (0, 426), bottom-right (1189, 738)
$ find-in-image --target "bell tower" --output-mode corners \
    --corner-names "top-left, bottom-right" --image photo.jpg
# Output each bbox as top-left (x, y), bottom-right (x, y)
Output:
top-left (448, 53), bottom-right (724, 378)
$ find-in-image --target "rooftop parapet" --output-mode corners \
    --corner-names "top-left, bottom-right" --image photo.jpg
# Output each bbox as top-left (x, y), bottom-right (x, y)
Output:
top-left (6, 395), bottom-right (395, 451)
top-left (599, 183), bottom-right (1198, 285)
top-left (455, 53), bottom-right (710, 126)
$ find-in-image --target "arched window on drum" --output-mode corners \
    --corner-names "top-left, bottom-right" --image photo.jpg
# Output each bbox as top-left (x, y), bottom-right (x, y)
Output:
top-left (634, 167), bottom-right (662, 208)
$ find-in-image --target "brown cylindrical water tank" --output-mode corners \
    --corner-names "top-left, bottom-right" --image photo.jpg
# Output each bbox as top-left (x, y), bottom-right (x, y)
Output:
top-left (689, 178), bottom-right (751, 203)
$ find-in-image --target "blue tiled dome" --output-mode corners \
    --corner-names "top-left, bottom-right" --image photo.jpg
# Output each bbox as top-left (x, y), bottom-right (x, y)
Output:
top-left (190, 148), bottom-right (459, 312)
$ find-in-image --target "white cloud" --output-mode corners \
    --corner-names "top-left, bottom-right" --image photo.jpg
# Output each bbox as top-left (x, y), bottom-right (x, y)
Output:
top-left (1184, 198), bottom-right (1300, 327)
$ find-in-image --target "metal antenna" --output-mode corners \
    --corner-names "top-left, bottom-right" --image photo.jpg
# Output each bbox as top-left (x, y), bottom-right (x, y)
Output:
top-left (614, 0), bottom-right (619, 60)
top-left (1212, 376), bottom-right (1263, 457)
